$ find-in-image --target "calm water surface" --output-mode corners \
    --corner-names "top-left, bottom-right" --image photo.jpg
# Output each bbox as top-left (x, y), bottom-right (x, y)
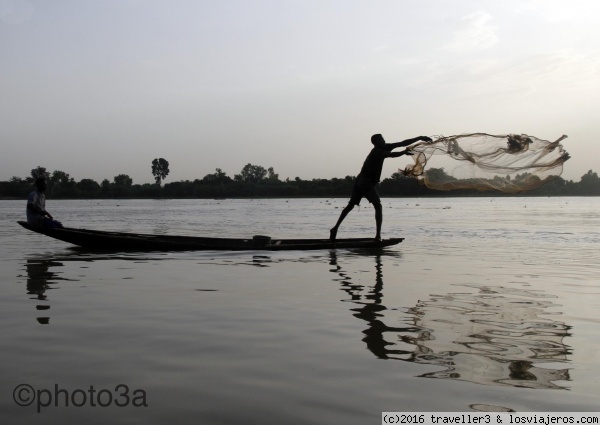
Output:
top-left (1, 197), bottom-right (599, 424)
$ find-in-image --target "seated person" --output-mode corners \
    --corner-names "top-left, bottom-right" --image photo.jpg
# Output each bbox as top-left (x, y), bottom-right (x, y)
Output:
top-left (27, 178), bottom-right (63, 229)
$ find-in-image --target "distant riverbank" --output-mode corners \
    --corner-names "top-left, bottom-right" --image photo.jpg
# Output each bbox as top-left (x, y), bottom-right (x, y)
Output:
top-left (3, 168), bottom-right (599, 199)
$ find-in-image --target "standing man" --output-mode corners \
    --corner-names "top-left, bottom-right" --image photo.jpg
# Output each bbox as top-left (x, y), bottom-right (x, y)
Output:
top-left (27, 178), bottom-right (63, 229)
top-left (330, 134), bottom-right (431, 242)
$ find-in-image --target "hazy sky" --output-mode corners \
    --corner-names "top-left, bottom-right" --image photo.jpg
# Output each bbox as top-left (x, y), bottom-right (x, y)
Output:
top-left (2, 0), bottom-right (599, 184)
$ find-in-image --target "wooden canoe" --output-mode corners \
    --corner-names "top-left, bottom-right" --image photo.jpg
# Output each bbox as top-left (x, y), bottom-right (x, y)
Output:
top-left (17, 221), bottom-right (403, 252)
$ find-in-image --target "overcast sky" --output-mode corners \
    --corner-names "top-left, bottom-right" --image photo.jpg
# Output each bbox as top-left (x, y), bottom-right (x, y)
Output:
top-left (2, 0), bottom-right (598, 184)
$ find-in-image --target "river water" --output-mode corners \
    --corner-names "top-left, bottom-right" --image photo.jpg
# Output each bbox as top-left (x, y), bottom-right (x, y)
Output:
top-left (1, 197), bottom-right (599, 424)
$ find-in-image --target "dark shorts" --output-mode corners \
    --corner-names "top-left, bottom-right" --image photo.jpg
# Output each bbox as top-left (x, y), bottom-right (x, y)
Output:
top-left (349, 175), bottom-right (381, 206)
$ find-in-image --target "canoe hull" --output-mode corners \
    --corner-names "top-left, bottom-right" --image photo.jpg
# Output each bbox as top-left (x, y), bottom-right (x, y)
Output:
top-left (17, 221), bottom-right (403, 252)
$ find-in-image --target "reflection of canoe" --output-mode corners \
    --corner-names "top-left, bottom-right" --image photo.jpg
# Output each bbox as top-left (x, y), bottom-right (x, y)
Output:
top-left (17, 221), bottom-right (403, 252)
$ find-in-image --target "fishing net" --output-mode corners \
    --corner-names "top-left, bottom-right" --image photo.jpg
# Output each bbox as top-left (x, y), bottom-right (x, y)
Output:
top-left (402, 133), bottom-right (570, 193)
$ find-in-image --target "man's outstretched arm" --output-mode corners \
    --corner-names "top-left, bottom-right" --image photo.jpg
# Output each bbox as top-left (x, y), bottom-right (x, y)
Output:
top-left (388, 136), bottom-right (432, 149)
top-left (387, 149), bottom-right (414, 158)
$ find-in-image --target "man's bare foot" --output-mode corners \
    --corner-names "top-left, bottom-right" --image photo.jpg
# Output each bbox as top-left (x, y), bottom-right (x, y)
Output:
top-left (330, 228), bottom-right (337, 242)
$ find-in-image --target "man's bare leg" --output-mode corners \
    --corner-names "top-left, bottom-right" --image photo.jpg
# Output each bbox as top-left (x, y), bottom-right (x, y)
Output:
top-left (330, 203), bottom-right (354, 241)
top-left (374, 202), bottom-right (383, 241)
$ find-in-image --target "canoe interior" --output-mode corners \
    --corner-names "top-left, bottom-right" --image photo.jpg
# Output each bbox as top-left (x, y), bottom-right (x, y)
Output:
top-left (17, 221), bottom-right (403, 252)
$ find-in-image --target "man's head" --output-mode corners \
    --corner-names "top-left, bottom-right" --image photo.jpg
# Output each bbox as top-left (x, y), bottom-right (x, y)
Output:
top-left (371, 134), bottom-right (385, 147)
top-left (35, 177), bottom-right (47, 192)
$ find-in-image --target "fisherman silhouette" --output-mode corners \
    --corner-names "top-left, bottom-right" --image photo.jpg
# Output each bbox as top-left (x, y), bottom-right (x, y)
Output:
top-left (330, 134), bottom-right (431, 241)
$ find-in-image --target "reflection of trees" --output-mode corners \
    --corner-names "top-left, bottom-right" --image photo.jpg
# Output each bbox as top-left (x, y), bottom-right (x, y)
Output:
top-left (330, 252), bottom-right (572, 390)
top-left (25, 259), bottom-right (65, 325)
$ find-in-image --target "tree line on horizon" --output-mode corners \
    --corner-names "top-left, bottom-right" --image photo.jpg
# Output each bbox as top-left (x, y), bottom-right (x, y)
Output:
top-left (1, 163), bottom-right (599, 199)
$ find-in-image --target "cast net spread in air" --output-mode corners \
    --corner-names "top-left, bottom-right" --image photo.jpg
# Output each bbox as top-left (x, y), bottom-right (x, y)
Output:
top-left (402, 133), bottom-right (569, 193)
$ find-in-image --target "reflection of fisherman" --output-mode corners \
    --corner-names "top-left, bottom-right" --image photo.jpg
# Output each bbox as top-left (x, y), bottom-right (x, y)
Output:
top-left (25, 259), bottom-right (61, 325)
top-left (27, 178), bottom-right (63, 229)
top-left (26, 260), bottom-right (51, 301)
top-left (330, 253), bottom-right (571, 390)
top-left (330, 251), bottom-right (413, 360)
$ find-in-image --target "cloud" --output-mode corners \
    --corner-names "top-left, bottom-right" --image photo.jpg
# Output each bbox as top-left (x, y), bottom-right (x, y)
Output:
top-left (444, 11), bottom-right (498, 53)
